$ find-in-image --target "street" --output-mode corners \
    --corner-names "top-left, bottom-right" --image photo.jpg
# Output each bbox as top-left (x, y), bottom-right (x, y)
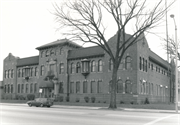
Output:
top-left (0, 104), bottom-right (179, 125)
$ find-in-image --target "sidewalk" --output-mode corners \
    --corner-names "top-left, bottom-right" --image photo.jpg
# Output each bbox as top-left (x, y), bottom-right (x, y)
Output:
top-left (1, 103), bottom-right (179, 113)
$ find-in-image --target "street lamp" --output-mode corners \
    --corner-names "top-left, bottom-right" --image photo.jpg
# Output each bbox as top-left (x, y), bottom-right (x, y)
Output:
top-left (170, 14), bottom-right (178, 113)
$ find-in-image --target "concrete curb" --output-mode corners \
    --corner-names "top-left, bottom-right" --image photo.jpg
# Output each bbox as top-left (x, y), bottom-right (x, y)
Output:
top-left (1, 103), bottom-right (179, 113)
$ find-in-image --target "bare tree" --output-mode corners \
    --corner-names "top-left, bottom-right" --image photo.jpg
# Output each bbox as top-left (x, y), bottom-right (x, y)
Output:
top-left (53, 0), bottom-right (174, 109)
top-left (162, 37), bottom-right (180, 60)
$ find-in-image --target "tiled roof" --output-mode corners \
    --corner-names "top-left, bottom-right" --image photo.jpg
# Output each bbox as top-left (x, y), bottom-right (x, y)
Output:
top-left (149, 49), bottom-right (169, 69)
top-left (68, 46), bottom-right (104, 59)
top-left (36, 39), bottom-right (81, 50)
top-left (17, 56), bottom-right (39, 67)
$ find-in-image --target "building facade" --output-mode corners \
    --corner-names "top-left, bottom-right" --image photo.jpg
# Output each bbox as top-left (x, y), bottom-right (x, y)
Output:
top-left (2, 34), bottom-right (175, 104)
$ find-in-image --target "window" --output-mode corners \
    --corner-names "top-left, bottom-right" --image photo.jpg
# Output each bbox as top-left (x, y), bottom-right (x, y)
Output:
top-left (146, 82), bottom-right (149, 94)
top-left (8, 70), bottom-right (11, 78)
top-left (21, 84), bottom-right (24, 93)
top-left (30, 83), bottom-right (33, 93)
top-left (109, 59), bottom-right (113, 71)
top-left (98, 60), bottom-right (102, 72)
top-left (97, 80), bottom-right (102, 93)
top-left (50, 49), bottom-right (55, 56)
top-left (7, 84), bottom-right (10, 93)
top-left (11, 84), bottom-right (13, 93)
top-left (145, 60), bottom-right (147, 72)
top-left (117, 79), bottom-right (123, 93)
top-left (26, 84), bottom-right (28, 93)
top-left (125, 56), bottom-right (131, 69)
top-left (35, 67), bottom-right (38, 76)
top-left (139, 57), bottom-right (142, 70)
top-left (70, 82), bottom-right (74, 93)
top-left (151, 64), bottom-right (153, 70)
top-left (41, 51), bottom-right (45, 58)
top-left (91, 81), bottom-right (96, 93)
top-left (22, 69), bottom-right (25, 77)
top-left (83, 81), bottom-right (88, 93)
top-left (30, 68), bottom-right (33, 77)
top-left (59, 82), bottom-right (63, 93)
top-left (76, 81), bottom-right (80, 93)
top-left (70, 63), bottom-right (75, 74)
top-left (18, 69), bottom-right (21, 77)
top-left (11, 69), bottom-right (14, 78)
top-left (142, 58), bottom-right (145, 71)
top-left (125, 80), bottom-right (131, 94)
top-left (46, 50), bottom-right (50, 57)
top-left (59, 63), bottom-right (64, 74)
top-left (76, 62), bottom-right (81, 73)
top-left (91, 61), bottom-right (96, 72)
top-left (60, 49), bottom-right (63, 55)
top-left (55, 48), bottom-right (60, 55)
top-left (34, 83), bottom-right (37, 93)
top-left (41, 65), bottom-right (44, 76)
top-left (18, 84), bottom-right (20, 93)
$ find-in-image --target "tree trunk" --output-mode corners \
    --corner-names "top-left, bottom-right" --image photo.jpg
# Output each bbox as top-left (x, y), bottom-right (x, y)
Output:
top-left (109, 67), bottom-right (118, 109)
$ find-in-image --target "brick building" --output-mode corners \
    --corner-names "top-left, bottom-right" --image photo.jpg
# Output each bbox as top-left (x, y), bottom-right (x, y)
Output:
top-left (2, 34), bottom-right (175, 104)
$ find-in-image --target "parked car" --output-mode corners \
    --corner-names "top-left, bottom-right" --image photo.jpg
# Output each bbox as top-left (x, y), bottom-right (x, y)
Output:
top-left (27, 98), bottom-right (54, 107)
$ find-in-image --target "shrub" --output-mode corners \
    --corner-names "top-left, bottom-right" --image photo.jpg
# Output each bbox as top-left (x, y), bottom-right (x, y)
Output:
top-left (130, 101), bottom-right (134, 105)
top-left (91, 97), bottom-right (95, 103)
top-left (58, 96), bottom-right (64, 102)
top-left (144, 98), bottom-right (150, 104)
top-left (84, 96), bottom-right (89, 103)
top-left (66, 96), bottom-right (69, 102)
top-left (120, 101), bottom-right (124, 104)
top-left (26, 94), bottom-right (35, 100)
top-left (76, 98), bottom-right (80, 102)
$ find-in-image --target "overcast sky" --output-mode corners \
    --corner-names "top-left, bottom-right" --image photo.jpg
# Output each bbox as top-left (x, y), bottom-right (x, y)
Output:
top-left (0, 0), bottom-right (179, 81)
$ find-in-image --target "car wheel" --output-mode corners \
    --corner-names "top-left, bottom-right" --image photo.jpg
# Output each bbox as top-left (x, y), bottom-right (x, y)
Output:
top-left (28, 103), bottom-right (32, 107)
top-left (40, 104), bottom-right (43, 107)
top-left (47, 106), bottom-right (50, 108)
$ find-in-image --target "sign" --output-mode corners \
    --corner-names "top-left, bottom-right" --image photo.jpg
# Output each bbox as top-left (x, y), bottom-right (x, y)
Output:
top-left (39, 89), bottom-right (43, 93)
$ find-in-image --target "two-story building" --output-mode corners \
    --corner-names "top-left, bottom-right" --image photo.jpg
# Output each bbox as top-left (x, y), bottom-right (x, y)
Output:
top-left (2, 34), bottom-right (175, 104)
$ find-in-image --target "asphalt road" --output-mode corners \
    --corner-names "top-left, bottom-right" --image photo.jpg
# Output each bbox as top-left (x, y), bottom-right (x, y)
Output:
top-left (0, 104), bottom-right (179, 125)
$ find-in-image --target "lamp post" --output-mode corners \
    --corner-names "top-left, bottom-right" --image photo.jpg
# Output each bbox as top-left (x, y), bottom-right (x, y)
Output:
top-left (170, 14), bottom-right (178, 113)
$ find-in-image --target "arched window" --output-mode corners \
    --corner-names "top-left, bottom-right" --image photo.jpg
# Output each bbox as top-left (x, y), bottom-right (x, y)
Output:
top-left (35, 67), bottom-right (38, 76)
top-left (8, 70), bottom-right (11, 78)
top-left (50, 49), bottom-right (55, 56)
top-left (70, 63), bottom-right (75, 74)
top-left (125, 80), bottom-right (131, 94)
top-left (109, 58), bottom-right (113, 71)
top-left (91, 60), bottom-right (96, 72)
top-left (46, 50), bottom-right (49, 57)
top-left (11, 69), bottom-right (14, 78)
top-left (41, 51), bottom-right (45, 58)
top-left (117, 79), bottom-right (123, 93)
top-left (41, 65), bottom-right (44, 76)
top-left (125, 56), bottom-right (131, 69)
top-left (98, 60), bottom-right (102, 72)
top-left (76, 62), bottom-right (81, 73)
